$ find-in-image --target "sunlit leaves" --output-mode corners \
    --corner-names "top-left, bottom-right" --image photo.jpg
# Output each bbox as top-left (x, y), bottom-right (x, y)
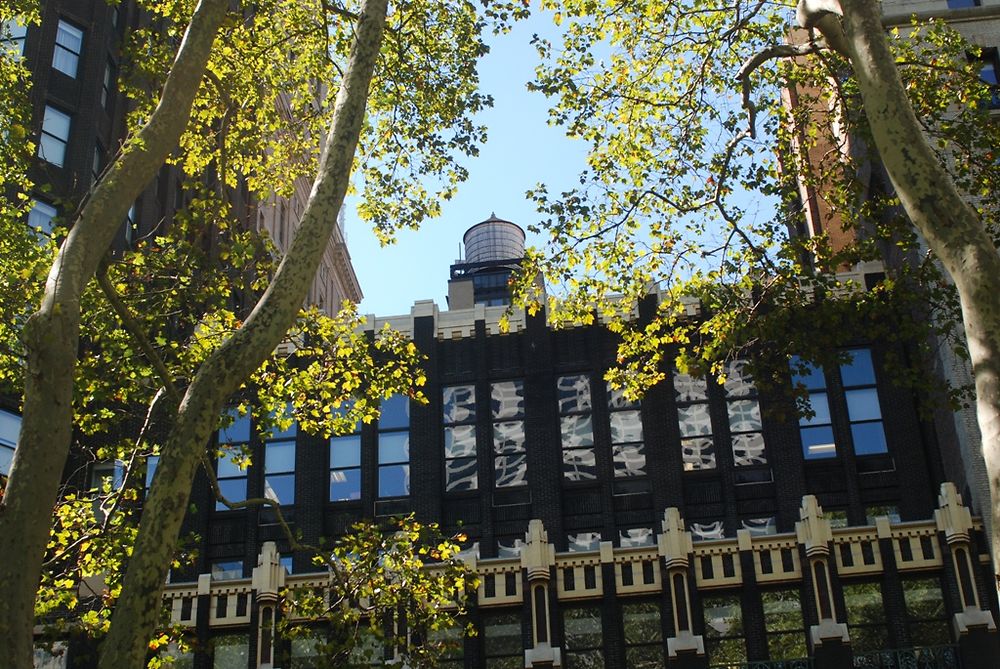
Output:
top-left (517, 1), bottom-right (991, 407)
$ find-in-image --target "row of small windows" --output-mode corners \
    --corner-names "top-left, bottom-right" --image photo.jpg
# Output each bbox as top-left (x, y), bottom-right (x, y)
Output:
top-left (141, 349), bottom-right (891, 510)
top-left (3, 348), bottom-right (893, 509)
top-left (151, 577), bottom-right (951, 668)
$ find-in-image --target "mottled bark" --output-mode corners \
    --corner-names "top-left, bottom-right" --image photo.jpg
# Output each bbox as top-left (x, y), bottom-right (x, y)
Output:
top-left (0, 2), bottom-right (229, 667)
top-left (97, 0), bottom-right (389, 665)
top-left (812, 0), bottom-right (1000, 590)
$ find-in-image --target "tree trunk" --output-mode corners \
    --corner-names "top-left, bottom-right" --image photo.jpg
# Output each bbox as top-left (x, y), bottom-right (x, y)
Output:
top-left (0, 2), bottom-right (229, 667)
top-left (832, 0), bottom-right (1000, 593)
top-left (97, 0), bottom-right (389, 665)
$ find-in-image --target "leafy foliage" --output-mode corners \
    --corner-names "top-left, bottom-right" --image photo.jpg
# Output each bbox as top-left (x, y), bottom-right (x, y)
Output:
top-left (0, 0), bottom-right (528, 663)
top-left (517, 1), bottom-right (999, 405)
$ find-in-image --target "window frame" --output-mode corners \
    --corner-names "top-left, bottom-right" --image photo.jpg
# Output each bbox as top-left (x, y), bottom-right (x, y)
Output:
top-left (39, 105), bottom-right (72, 167)
top-left (52, 18), bottom-right (84, 78)
top-left (443, 384), bottom-right (478, 493)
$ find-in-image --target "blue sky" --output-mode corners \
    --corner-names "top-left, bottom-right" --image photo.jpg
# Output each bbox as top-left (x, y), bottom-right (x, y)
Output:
top-left (347, 10), bottom-right (588, 317)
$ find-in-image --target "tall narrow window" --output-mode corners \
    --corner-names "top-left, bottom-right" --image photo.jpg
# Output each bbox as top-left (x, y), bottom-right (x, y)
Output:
top-left (123, 203), bottom-right (137, 246)
top-left (102, 60), bottom-right (115, 109)
top-left (0, 409), bottom-right (21, 476)
top-left (840, 349), bottom-right (888, 456)
top-left (39, 106), bottom-right (71, 167)
top-left (263, 421), bottom-right (295, 506)
top-left (2, 18), bottom-right (26, 55)
top-left (621, 601), bottom-right (663, 668)
top-left (443, 385), bottom-right (477, 492)
top-left (215, 411), bottom-right (251, 511)
top-left (761, 590), bottom-right (807, 660)
top-left (675, 372), bottom-right (715, 470)
top-left (724, 360), bottom-right (767, 468)
top-left (608, 387), bottom-right (645, 486)
top-left (144, 454), bottom-right (159, 497)
top-left (52, 20), bottom-right (83, 77)
top-left (703, 594), bottom-right (746, 665)
top-left (330, 428), bottom-right (361, 501)
top-left (28, 200), bottom-right (57, 235)
top-left (377, 395), bottom-right (409, 497)
top-left (790, 357), bottom-right (836, 459)
top-left (492, 380), bottom-right (526, 488)
top-left (558, 374), bottom-right (596, 481)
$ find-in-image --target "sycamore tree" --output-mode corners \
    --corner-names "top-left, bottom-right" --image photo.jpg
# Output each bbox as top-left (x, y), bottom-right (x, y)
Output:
top-left (0, 0), bottom-right (523, 667)
top-left (518, 0), bottom-right (1000, 586)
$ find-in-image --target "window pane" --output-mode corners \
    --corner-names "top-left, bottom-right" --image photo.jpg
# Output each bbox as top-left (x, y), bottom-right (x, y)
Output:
top-left (491, 380), bottom-right (524, 418)
top-left (619, 527), bottom-right (653, 547)
top-left (493, 421), bottom-right (524, 453)
top-left (145, 455), bottom-right (159, 488)
top-left (0, 409), bottom-right (20, 446)
top-left (378, 394), bottom-right (409, 429)
top-left (445, 425), bottom-right (477, 458)
top-left (0, 444), bottom-right (15, 476)
top-left (703, 595), bottom-right (744, 638)
top-left (329, 468), bottom-right (361, 501)
top-left (678, 404), bottom-right (712, 437)
top-left (851, 422), bottom-right (888, 455)
top-left (483, 612), bottom-right (522, 656)
top-left (217, 451), bottom-right (245, 478)
top-left (557, 374), bottom-right (592, 412)
top-left (561, 415), bottom-right (594, 448)
top-left (690, 521), bottom-right (725, 541)
top-left (761, 590), bottom-right (803, 631)
top-left (213, 633), bottom-right (249, 669)
top-left (378, 432), bottom-right (409, 463)
top-left (682, 437), bottom-right (716, 470)
top-left (610, 410), bottom-right (643, 443)
top-left (216, 478), bottom-right (246, 510)
top-left (443, 385), bottom-right (476, 423)
top-left (265, 440), bottom-right (295, 473)
top-left (843, 582), bottom-right (887, 653)
top-left (727, 400), bottom-right (761, 432)
top-left (624, 645), bottom-right (662, 669)
top-left (445, 457), bottom-right (478, 491)
top-left (220, 411), bottom-right (251, 443)
top-left (790, 357), bottom-right (825, 390)
top-left (378, 463), bottom-right (409, 497)
top-left (622, 601), bottom-right (662, 643)
top-left (39, 134), bottom-right (67, 167)
top-left (567, 532), bottom-right (601, 551)
top-left (607, 386), bottom-right (638, 409)
top-left (52, 20), bottom-right (82, 77)
top-left (562, 448), bottom-right (597, 481)
top-left (42, 105), bottom-right (71, 138)
top-left (494, 454), bottom-right (527, 487)
top-left (211, 562), bottom-right (243, 580)
top-left (799, 392), bottom-right (831, 426)
top-left (840, 349), bottom-right (876, 386)
top-left (846, 388), bottom-right (882, 422)
top-left (742, 517), bottom-right (776, 536)
top-left (330, 435), bottom-right (361, 467)
top-left (28, 200), bottom-right (57, 234)
top-left (801, 426), bottom-right (836, 459)
top-left (264, 473), bottom-right (294, 505)
top-left (564, 607), bottom-right (604, 652)
top-left (612, 444), bottom-right (646, 477)
top-left (723, 360), bottom-right (754, 396)
top-left (903, 578), bottom-right (946, 620)
top-left (732, 432), bottom-right (766, 467)
top-left (674, 373), bottom-right (708, 402)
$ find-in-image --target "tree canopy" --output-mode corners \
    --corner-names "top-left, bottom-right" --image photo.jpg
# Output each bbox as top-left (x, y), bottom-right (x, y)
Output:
top-left (0, 0), bottom-right (525, 666)
top-left (517, 0), bottom-right (1000, 583)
